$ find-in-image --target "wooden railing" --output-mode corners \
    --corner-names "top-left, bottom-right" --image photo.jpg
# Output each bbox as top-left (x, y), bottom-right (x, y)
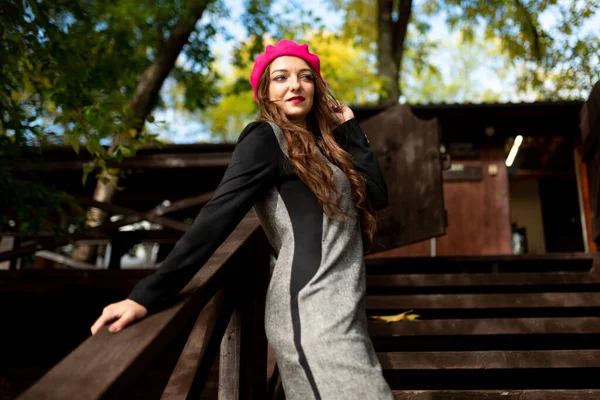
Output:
top-left (17, 213), bottom-right (272, 400)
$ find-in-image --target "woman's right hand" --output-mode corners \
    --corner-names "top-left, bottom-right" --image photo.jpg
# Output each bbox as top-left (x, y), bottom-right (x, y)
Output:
top-left (90, 299), bottom-right (148, 335)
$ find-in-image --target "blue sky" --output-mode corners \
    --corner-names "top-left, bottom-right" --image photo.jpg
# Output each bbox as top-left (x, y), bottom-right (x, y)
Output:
top-left (151, 0), bottom-right (600, 144)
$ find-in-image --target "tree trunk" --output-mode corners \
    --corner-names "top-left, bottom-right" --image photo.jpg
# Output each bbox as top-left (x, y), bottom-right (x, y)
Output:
top-left (377, 0), bottom-right (413, 106)
top-left (72, 0), bottom-right (215, 263)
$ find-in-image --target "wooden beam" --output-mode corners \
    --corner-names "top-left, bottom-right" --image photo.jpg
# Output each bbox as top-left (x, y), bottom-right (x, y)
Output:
top-left (17, 153), bottom-right (232, 172)
top-left (366, 252), bottom-right (596, 265)
top-left (154, 191), bottom-right (214, 215)
top-left (516, 169), bottom-right (573, 178)
top-left (35, 251), bottom-right (98, 270)
top-left (366, 272), bottom-right (600, 288)
top-left (576, 149), bottom-right (597, 252)
top-left (377, 349), bottom-right (600, 370)
top-left (367, 292), bottom-right (600, 310)
top-left (392, 390), bottom-right (600, 399)
top-left (218, 309), bottom-right (242, 400)
top-left (0, 236), bottom-right (15, 270)
top-left (77, 197), bottom-right (190, 232)
top-left (368, 317), bottom-right (600, 337)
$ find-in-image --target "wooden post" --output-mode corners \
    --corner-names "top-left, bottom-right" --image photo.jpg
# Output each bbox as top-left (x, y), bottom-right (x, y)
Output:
top-left (9, 236), bottom-right (20, 271)
top-left (575, 147), bottom-right (596, 252)
top-left (0, 236), bottom-right (15, 270)
top-left (218, 308), bottom-right (242, 400)
top-left (160, 287), bottom-right (236, 400)
top-left (239, 230), bottom-right (271, 400)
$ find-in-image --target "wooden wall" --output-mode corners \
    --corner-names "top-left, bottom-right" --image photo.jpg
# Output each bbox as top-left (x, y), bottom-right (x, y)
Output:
top-left (369, 147), bottom-right (512, 258)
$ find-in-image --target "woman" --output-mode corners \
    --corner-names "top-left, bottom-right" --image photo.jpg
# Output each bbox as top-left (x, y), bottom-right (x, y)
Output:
top-left (91, 39), bottom-right (394, 399)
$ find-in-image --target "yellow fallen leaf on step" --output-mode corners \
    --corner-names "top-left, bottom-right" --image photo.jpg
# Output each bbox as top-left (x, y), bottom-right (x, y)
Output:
top-left (370, 310), bottom-right (420, 323)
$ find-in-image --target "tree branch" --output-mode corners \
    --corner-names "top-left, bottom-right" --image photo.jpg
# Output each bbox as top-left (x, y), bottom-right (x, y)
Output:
top-left (513, 0), bottom-right (542, 60)
top-left (392, 0), bottom-right (412, 63)
top-left (392, 0), bottom-right (413, 96)
top-left (129, 0), bottom-right (214, 130)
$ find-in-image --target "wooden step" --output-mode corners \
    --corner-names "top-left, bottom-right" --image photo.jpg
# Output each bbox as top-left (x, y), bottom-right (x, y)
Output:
top-left (368, 317), bottom-right (600, 337)
top-left (367, 272), bottom-right (600, 290)
top-left (392, 390), bottom-right (600, 399)
top-left (366, 253), bottom-right (597, 274)
top-left (377, 349), bottom-right (600, 370)
top-left (367, 292), bottom-right (600, 310)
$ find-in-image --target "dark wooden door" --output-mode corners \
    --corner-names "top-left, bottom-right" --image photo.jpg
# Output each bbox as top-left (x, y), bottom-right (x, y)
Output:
top-left (359, 104), bottom-right (446, 252)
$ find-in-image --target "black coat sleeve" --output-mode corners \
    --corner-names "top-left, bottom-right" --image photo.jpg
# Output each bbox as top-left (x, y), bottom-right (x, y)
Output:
top-left (334, 118), bottom-right (389, 211)
top-left (128, 121), bottom-right (279, 310)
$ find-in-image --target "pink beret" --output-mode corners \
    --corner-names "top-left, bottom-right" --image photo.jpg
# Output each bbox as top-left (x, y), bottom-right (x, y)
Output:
top-left (249, 39), bottom-right (325, 102)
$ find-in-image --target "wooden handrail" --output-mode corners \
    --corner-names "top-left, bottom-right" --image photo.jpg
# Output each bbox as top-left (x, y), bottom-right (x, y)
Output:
top-left (17, 213), bottom-right (270, 400)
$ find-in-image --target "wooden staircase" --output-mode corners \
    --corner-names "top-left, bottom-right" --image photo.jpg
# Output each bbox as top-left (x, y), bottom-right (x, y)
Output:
top-left (4, 251), bottom-right (600, 399)
top-left (365, 253), bottom-right (600, 400)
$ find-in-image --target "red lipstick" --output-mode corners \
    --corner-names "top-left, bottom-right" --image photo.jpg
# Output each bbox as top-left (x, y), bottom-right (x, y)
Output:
top-left (286, 96), bottom-right (305, 104)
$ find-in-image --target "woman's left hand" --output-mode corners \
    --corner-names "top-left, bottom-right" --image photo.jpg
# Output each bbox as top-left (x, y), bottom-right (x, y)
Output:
top-left (330, 101), bottom-right (355, 124)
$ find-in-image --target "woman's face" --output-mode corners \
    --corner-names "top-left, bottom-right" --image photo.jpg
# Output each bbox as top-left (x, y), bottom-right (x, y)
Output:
top-left (268, 56), bottom-right (315, 124)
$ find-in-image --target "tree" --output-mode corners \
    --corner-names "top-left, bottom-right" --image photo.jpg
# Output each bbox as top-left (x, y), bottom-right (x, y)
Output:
top-left (402, 31), bottom-right (518, 103)
top-left (328, 0), bottom-right (600, 104)
top-left (1, 0), bottom-right (223, 257)
top-left (72, 0), bottom-right (223, 262)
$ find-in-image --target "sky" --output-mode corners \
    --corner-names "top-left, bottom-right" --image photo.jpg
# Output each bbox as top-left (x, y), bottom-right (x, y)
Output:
top-left (150, 0), bottom-right (600, 144)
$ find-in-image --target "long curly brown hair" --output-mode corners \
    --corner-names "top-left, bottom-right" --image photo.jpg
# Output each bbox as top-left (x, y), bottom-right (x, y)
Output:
top-left (255, 63), bottom-right (378, 251)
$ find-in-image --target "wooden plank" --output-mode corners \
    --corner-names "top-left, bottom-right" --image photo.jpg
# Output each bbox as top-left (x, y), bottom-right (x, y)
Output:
top-left (377, 349), bottom-right (600, 370)
top-left (369, 317), bottom-right (600, 337)
top-left (581, 81), bottom-right (600, 246)
top-left (17, 153), bottom-right (233, 171)
top-left (392, 390), bottom-right (600, 400)
top-left (35, 251), bottom-right (98, 270)
top-left (365, 253), bottom-right (596, 274)
top-left (238, 236), bottom-right (270, 400)
top-left (17, 214), bottom-right (263, 400)
top-left (155, 192), bottom-right (214, 215)
top-left (0, 269), bottom-right (153, 281)
top-left (366, 252), bottom-right (596, 266)
top-left (0, 236), bottom-right (15, 270)
top-left (360, 103), bottom-right (446, 251)
top-left (77, 197), bottom-right (190, 232)
top-left (577, 151), bottom-right (597, 253)
top-left (516, 169), bottom-right (573, 178)
top-left (161, 287), bottom-right (235, 400)
top-left (366, 272), bottom-right (600, 288)
top-left (218, 309), bottom-right (242, 400)
top-left (367, 292), bottom-right (600, 310)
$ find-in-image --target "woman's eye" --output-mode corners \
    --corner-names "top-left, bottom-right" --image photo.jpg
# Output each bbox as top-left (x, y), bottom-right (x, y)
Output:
top-left (273, 75), bottom-right (286, 82)
top-left (301, 74), bottom-right (314, 81)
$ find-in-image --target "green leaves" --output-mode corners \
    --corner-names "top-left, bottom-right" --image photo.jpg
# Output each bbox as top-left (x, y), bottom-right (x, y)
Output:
top-left (82, 164), bottom-right (95, 186)
top-left (1, 0), bottom-right (224, 235)
top-left (327, 0), bottom-right (599, 102)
